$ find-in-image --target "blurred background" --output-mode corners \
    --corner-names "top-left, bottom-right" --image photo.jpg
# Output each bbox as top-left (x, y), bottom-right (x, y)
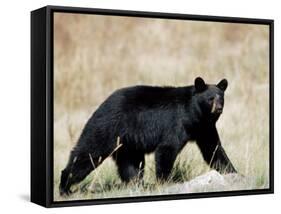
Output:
top-left (53, 12), bottom-right (269, 201)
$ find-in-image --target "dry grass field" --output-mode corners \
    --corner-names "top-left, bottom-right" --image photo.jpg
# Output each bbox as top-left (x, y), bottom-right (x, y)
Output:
top-left (53, 13), bottom-right (270, 201)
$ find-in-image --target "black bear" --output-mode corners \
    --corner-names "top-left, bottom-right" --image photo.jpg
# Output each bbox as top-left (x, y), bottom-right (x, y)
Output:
top-left (59, 77), bottom-right (237, 195)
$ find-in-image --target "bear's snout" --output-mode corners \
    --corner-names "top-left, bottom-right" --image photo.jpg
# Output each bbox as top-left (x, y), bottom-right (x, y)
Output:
top-left (211, 95), bottom-right (223, 114)
top-left (215, 106), bottom-right (223, 114)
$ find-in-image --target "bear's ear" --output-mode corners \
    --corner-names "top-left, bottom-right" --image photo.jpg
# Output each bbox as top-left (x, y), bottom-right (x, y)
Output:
top-left (217, 79), bottom-right (228, 91)
top-left (194, 77), bottom-right (207, 92)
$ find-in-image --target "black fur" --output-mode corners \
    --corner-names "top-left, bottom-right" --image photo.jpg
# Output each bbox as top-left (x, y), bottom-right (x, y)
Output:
top-left (59, 77), bottom-right (237, 195)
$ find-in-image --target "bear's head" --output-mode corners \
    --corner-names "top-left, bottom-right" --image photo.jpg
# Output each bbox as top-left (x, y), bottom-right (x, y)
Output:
top-left (194, 77), bottom-right (228, 119)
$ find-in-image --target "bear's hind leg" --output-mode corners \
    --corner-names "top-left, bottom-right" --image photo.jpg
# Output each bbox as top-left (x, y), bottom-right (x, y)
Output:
top-left (155, 145), bottom-right (178, 181)
top-left (115, 149), bottom-right (145, 183)
top-left (59, 152), bottom-right (103, 195)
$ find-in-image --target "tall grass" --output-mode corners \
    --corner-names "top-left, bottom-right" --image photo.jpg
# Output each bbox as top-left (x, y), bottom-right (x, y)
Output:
top-left (53, 13), bottom-right (270, 201)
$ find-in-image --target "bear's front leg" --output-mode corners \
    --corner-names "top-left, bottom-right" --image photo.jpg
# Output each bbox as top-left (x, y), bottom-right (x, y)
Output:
top-left (208, 145), bottom-right (237, 173)
top-left (155, 145), bottom-right (178, 181)
top-left (196, 125), bottom-right (237, 174)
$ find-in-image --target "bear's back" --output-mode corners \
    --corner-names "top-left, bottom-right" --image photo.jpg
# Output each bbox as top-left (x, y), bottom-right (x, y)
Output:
top-left (115, 85), bottom-right (195, 110)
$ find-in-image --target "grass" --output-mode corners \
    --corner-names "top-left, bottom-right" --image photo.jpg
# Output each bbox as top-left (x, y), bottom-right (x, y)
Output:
top-left (53, 13), bottom-right (270, 201)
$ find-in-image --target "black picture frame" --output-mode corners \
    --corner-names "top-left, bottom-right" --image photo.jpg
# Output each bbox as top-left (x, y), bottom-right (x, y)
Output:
top-left (31, 5), bottom-right (274, 208)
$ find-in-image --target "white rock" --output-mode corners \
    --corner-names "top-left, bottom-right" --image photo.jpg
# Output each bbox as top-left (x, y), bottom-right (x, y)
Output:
top-left (165, 170), bottom-right (247, 194)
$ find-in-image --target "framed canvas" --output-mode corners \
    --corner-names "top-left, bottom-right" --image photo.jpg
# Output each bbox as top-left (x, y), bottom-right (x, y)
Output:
top-left (31, 5), bottom-right (274, 208)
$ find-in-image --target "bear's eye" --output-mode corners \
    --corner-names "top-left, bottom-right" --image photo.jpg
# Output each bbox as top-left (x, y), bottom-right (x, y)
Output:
top-left (208, 97), bottom-right (214, 104)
